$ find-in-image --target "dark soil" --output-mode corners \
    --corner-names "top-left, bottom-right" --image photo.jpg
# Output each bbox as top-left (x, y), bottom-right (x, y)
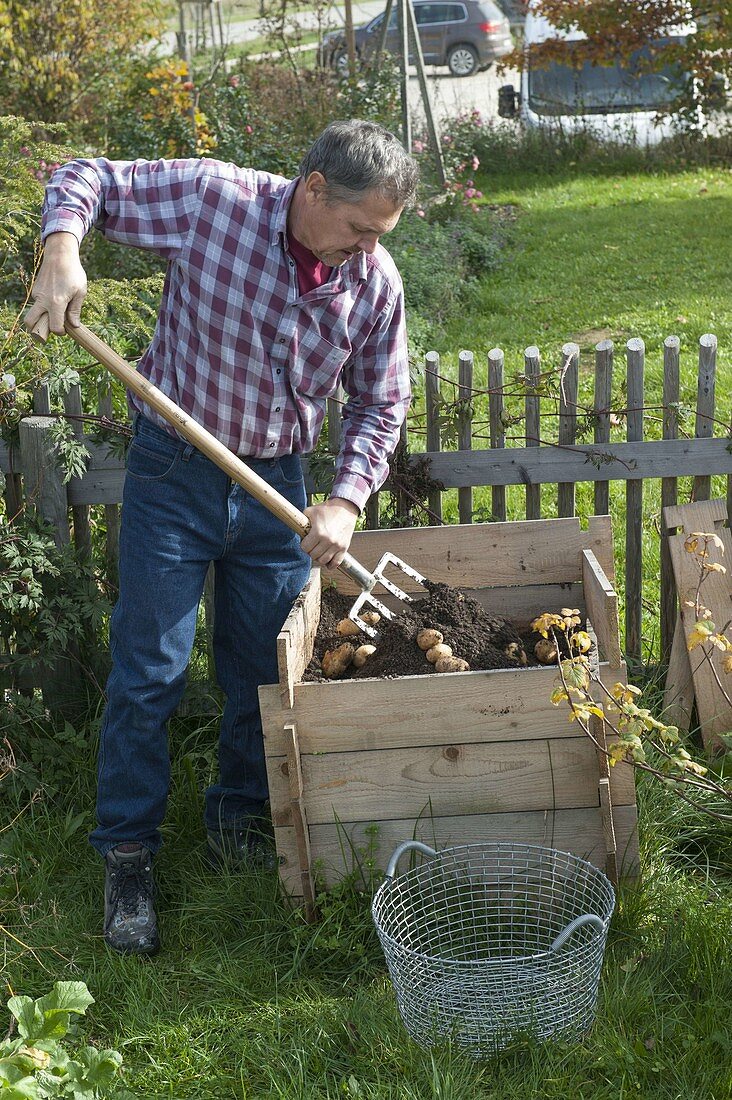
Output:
top-left (304, 580), bottom-right (553, 681)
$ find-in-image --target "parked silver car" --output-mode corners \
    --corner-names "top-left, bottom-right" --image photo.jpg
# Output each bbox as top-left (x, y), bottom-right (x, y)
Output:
top-left (320, 0), bottom-right (514, 78)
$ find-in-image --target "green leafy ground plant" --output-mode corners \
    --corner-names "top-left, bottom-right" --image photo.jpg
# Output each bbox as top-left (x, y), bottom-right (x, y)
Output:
top-left (0, 981), bottom-right (128, 1098)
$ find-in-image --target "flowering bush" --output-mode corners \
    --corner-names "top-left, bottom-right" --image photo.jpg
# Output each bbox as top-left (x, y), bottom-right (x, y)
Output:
top-left (104, 58), bottom-right (215, 160)
top-left (412, 109), bottom-right (490, 212)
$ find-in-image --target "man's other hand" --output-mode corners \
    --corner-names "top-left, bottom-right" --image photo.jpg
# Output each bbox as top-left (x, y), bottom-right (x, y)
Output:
top-left (24, 232), bottom-right (87, 337)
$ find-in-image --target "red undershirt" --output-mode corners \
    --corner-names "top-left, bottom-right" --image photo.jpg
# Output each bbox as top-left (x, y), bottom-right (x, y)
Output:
top-left (287, 234), bottom-right (332, 295)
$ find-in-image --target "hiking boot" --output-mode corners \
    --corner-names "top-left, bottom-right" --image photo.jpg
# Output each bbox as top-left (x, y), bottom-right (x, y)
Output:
top-left (206, 819), bottom-right (280, 873)
top-left (103, 844), bottom-right (159, 955)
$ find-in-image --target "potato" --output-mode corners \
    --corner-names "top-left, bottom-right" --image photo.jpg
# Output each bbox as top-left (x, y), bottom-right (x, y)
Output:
top-left (416, 628), bottom-right (444, 651)
top-left (359, 610), bottom-right (381, 627)
top-left (321, 643), bottom-right (355, 678)
top-left (504, 641), bottom-right (528, 666)
top-left (353, 644), bottom-right (376, 668)
top-left (534, 638), bottom-right (558, 665)
top-left (435, 655), bottom-right (470, 673)
top-left (426, 642), bottom-right (453, 664)
top-left (336, 617), bottom-right (361, 636)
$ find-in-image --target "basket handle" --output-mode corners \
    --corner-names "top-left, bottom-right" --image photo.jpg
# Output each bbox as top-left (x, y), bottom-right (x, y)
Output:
top-left (549, 914), bottom-right (605, 952)
top-left (385, 841), bottom-right (437, 879)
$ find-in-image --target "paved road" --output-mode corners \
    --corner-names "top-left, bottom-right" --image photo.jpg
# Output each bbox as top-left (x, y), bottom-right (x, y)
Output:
top-left (155, 1), bottom-right (519, 127)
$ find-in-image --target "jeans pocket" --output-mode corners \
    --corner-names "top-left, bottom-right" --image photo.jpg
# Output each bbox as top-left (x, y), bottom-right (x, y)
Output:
top-left (274, 454), bottom-right (304, 487)
top-left (126, 436), bottom-right (181, 481)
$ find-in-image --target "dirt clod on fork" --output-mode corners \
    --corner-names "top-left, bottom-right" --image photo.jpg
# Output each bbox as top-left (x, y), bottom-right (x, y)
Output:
top-left (306, 580), bottom-right (537, 681)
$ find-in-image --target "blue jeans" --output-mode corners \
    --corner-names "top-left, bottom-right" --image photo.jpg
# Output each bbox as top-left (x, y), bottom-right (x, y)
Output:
top-left (90, 415), bottom-right (311, 856)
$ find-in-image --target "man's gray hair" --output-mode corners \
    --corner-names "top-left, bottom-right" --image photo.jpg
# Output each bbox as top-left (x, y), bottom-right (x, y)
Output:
top-left (300, 119), bottom-right (419, 208)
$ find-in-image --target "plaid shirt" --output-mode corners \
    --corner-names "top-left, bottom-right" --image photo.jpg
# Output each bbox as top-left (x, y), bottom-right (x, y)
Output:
top-left (42, 157), bottom-right (411, 509)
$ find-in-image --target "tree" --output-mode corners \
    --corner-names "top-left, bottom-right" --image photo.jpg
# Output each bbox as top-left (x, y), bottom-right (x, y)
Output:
top-left (0, 0), bottom-right (167, 128)
top-left (507, 0), bottom-right (732, 124)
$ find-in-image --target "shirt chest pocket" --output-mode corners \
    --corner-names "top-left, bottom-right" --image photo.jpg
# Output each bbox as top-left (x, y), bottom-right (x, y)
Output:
top-left (291, 337), bottom-right (350, 400)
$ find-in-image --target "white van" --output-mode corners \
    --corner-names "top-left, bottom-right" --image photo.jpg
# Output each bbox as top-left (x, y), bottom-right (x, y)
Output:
top-left (497, 4), bottom-right (699, 144)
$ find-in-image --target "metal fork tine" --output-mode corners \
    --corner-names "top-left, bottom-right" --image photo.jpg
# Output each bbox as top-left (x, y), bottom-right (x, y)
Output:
top-left (346, 552), bottom-right (429, 640)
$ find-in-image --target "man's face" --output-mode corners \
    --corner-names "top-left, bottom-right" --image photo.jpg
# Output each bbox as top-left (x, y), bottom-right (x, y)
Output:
top-left (299, 173), bottom-right (403, 266)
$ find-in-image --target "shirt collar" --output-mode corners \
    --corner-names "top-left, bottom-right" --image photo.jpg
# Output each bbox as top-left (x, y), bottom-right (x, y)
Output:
top-left (272, 176), bottom-right (299, 246)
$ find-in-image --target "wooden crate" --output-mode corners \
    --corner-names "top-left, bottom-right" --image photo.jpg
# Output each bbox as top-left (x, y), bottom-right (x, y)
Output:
top-left (259, 515), bottom-right (639, 912)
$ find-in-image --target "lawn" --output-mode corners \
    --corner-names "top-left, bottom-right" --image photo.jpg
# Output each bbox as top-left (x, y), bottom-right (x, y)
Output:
top-left (3, 152), bottom-right (732, 1099)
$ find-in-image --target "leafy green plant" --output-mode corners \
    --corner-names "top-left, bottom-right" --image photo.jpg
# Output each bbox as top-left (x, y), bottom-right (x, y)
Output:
top-left (0, 981), bottom-right (129, 1098)
top-left (533, 531), bottom-right (732, 820)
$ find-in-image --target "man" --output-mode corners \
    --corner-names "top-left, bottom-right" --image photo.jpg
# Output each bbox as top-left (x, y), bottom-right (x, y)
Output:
top-left (25, 119), bottom-right (418, 955)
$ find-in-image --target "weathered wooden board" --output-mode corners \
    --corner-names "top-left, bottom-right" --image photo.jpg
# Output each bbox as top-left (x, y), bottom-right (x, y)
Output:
top-left (276, 568), bottom-right (322, 708)
top-left (273, 805), bottom-right (640, 899)
top-left (664, 498), bottom-right (732, 748)
top-left (266, 733), bottom-right (636, 828)
top-left (260, 661), bottom-right (626, 758)
top-left (330, 515), bottom-right (614, 597)
top-left (583, 550), bottom-right (622, 669)
top-left (422, 436), bottom-right (732, 488)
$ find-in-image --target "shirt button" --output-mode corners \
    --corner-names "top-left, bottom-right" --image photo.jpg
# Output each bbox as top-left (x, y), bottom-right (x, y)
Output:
top-left (276, 368), bottom-right (281, 375)
top-left (275, 406), bottom-right (281, 412)
top-left (269, 441), bottom-right (275, 448)
top-left (278, 336), bottom-right (286, 342)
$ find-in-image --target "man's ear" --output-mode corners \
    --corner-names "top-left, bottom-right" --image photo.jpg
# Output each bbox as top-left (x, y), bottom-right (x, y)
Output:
top-left (304, 171), bottom-right (328, 204)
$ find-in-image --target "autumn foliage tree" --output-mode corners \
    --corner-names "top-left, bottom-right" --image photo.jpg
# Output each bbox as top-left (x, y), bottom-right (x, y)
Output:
top-left (0, 0), bottom-right (167, 129)
top-left (506, 0), bottom-right (732, 123)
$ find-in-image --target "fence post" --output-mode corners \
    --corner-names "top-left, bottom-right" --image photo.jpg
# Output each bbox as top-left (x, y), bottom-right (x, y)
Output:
top-left (593, 339), bottom-right (613, 517)
top-left (18, 416), bottom-right (70, 548)
top-left (693, 334), bottom-right (717, 503)
top-left (488, 348), bottom-right (506, 522)
top-left (524, 346), bottom-right (541, 520)
top-left (457, 350), bottom-right (473, 524)
top-left (625, 338), bottom-right (645, 662)
top-left (425, 350), bottom-right (442, 524)
top-left (557, 342), bottom-right (579, 518)
top-left (661, 336), bottom-right (680, 663)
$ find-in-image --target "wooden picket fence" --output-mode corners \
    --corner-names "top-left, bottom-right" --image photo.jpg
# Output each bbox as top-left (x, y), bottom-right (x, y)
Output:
top-left (2, 332), bottom-right (730, 688)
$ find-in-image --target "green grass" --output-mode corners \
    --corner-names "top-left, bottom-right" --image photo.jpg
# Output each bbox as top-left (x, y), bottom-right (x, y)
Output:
top-left (3, 709), bottom-right (732, 1098)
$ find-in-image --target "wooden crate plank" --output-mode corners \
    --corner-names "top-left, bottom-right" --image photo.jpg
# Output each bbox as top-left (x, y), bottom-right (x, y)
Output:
top-left (661, 615), bottom-right (694, 733)
top-left (276, 568), bottom-right (321, 708)
top-left (333, 517), bottom-right (613, 595)
top-left (582, 549), bottom-right (622, 668)
top-left (273, 804), bottom-right (639, 897)
top-left (267, 733), bottom-right (636, 828)
top-left (260, 662), bottom-right (620, 758)
top-left (664, 498), bottom-right (732, 747)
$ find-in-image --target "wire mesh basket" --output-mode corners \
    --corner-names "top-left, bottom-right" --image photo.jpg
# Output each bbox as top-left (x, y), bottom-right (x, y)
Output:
top-left (372, 840), bottom-right (615, 1056)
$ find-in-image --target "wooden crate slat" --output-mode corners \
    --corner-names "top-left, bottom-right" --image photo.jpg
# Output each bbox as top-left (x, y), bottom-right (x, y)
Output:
top-left (663, 497), bottom-right (732, 748)
top-left (273, 804), bottom-right (640, 897)
top-left (261, 659), bottom-right (625, 758)
top-left (267, 732), bottom-right (636, 829)
top-left (582, 549), bottom-right (622, 669)
top-left (326, 517), bottom-right (614, 595)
